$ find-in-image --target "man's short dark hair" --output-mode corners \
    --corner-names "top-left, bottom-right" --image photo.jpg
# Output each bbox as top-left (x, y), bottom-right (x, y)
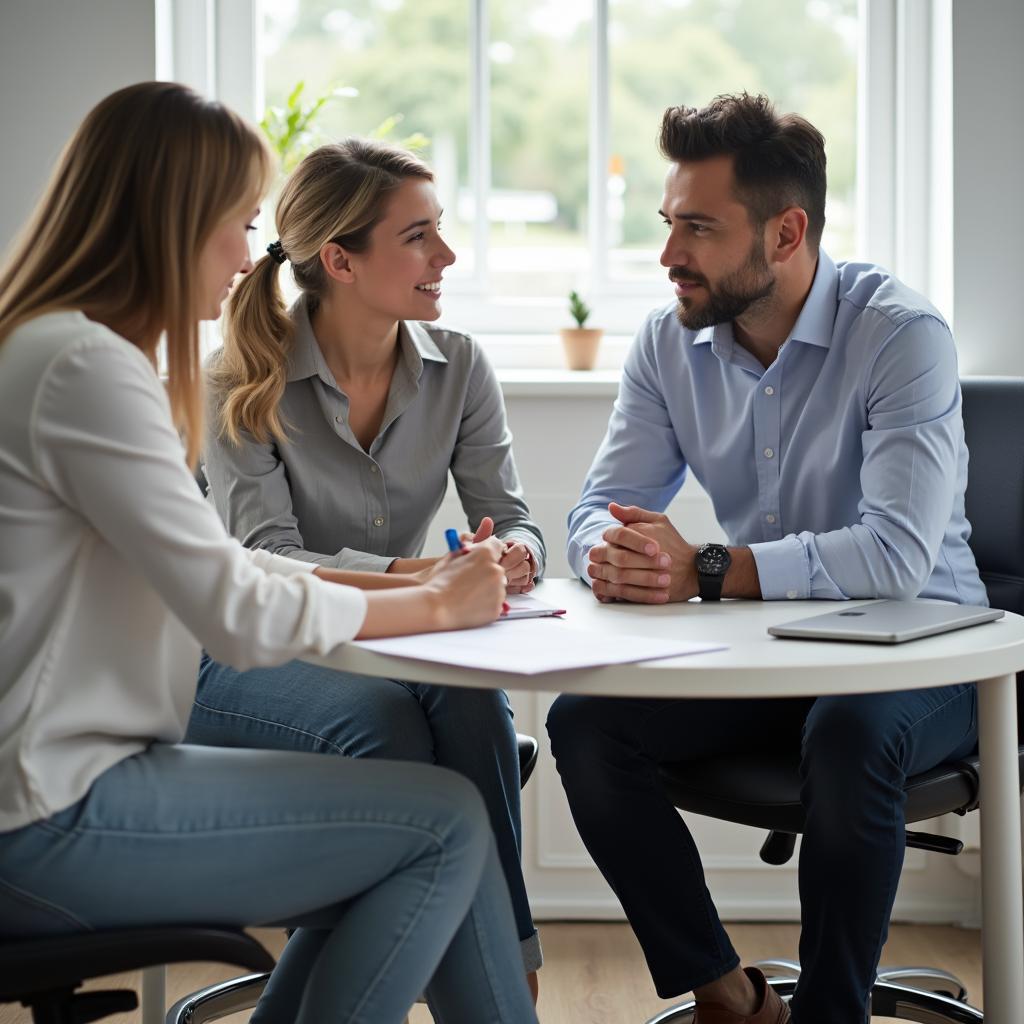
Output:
top-left (659, 93), bottom-right (827, 251)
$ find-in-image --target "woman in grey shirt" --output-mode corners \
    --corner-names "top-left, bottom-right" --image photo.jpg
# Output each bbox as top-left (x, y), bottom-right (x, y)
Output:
top-left (188, 139), bottom-right (545, 997)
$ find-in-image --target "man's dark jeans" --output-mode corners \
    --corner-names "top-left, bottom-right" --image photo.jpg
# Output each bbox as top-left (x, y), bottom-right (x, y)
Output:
top-left (546, 684), bottom-right (978, 1024)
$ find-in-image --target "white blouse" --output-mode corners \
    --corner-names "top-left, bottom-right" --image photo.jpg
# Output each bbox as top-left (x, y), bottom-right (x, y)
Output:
top-left (0, 312), bottom-right (368, 832)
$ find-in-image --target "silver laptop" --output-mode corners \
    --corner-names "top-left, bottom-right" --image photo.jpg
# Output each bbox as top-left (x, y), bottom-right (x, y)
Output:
top-left (768, 600), bottom-right (1004, 644)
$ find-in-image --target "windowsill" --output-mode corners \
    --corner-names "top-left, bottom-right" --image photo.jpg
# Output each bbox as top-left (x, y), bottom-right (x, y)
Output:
top-left (480, 333), bottom-right (629, 396)
top-left (495, 367), bottom-right (622, 397)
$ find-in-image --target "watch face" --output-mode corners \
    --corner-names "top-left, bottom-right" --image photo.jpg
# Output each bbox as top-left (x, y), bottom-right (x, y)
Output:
top-left (696, 543), bottom-right (731, 576)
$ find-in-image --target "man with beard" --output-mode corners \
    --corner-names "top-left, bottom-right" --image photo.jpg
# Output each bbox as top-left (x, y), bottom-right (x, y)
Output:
top-left (548, 93), bottom-right (985, 1024)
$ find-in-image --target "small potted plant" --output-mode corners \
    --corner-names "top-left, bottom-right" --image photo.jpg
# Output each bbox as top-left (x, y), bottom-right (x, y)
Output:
top-left (560, 290), bottom-right (603, 370)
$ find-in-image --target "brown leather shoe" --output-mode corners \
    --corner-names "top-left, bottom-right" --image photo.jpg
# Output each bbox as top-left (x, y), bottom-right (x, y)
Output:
top-left (694, 968), bottom-right (791, 1024)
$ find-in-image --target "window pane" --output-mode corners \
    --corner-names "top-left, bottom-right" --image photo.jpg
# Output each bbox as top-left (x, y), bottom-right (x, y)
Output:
top-left (487, 0), bottom-right (591, 298)
top-left (260, 0), bottom-right (860, 319)
top-left (608, 0), bottom-right (859, 282)
top-left (262, 0), bottom-right (474, 274)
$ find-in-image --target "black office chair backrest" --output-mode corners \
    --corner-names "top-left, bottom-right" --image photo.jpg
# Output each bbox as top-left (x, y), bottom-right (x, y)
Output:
top-left (960, 377), bottom-right (1024, 732)
top-left (961, 377), bottom-right (1024, 615)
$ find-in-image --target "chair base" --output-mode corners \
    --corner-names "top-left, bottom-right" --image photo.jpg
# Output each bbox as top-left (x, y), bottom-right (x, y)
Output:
top-left (165, 973), bottom-right (421, 1024)
top-left (166, 972), bottom-right (268, 1024)
top-left (643, 961), bottom-right (980, 1024)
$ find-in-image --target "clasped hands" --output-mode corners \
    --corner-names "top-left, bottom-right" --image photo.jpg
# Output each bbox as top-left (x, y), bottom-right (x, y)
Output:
top-left (460, 516), bottom-right (536, 594)
top-left (587, 501), bottom-right (699, 604)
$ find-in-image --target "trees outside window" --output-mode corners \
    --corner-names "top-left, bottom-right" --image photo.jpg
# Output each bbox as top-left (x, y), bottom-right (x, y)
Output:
top-left (262, 0), bottom-right (858, 330)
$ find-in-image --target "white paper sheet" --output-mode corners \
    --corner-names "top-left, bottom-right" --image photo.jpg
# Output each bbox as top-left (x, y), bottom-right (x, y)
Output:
top-left (355, 618), bottom-right (726, 675)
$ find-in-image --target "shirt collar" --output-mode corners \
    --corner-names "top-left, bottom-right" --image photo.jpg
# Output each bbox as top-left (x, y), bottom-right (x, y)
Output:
top-left (401, 320), bottom-right (449, 377)
top-left (690, 248), bottom-right (839, 351)
top-left (286, 300), bottom-right (448, 385)
top-left (786, 248), bottom-right (838, 349)
top-left (286, 298), bottom-right (335, 385)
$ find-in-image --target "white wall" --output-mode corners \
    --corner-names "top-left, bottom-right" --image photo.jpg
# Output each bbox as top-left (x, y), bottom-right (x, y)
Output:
top-left (0, 0), bottom-right (156, 252)
top-left (951, 0), bottom-right (1024, 375)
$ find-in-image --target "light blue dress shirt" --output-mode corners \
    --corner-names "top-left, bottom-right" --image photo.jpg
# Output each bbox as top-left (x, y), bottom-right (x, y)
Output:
top-left (567, 251), bottom-right (986, 605)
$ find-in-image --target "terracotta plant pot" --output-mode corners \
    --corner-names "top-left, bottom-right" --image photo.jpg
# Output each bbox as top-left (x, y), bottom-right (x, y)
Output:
top-left (560, 327), bottom-right (603, 370)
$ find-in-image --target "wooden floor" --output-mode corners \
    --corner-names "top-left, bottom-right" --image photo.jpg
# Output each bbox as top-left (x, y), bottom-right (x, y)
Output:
top-left (1, 921), bottom-right (982, 1023)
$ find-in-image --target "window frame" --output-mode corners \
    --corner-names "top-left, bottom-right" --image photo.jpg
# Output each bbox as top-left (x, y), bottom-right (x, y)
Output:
top-left (162, 0), bottom-right (951, 343)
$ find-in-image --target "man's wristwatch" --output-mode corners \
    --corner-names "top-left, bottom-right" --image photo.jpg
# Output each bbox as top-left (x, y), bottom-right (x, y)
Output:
top-left (695, 543), bottom-right (732, 602)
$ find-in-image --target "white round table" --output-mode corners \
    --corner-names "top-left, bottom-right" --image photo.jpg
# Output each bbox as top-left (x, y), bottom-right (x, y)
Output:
top-left (309, 579), bottom-right (1024, 1022)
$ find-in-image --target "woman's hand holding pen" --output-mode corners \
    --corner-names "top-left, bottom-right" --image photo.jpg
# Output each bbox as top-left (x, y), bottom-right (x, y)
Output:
top-left (356, 537), bottom-right (506, 638)
top-left (426, 537), bottom-right (507, 629)
top-left (460, 516), bottom-right (537, 594)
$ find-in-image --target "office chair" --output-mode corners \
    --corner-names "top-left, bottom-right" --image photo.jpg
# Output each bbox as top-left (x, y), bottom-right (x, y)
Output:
top-left (165, 733), bottom-right (540, 1024)
top-left (645, 377), bottom-right (1024, 1024)
top-left (0, 927), bottom-right (274, 1024)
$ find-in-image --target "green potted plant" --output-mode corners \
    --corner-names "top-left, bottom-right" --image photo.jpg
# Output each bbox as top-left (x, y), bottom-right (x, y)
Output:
top-left (560, 290), bottom-right (603, 370)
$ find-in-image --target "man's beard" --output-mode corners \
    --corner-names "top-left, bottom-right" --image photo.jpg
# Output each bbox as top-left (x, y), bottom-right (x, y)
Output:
top-left (672, 234), bottom-right (776, 331)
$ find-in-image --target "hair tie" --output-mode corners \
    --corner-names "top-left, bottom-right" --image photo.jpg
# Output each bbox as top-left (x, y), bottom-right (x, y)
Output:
top-left (266, 240), bottom-right (288, 265)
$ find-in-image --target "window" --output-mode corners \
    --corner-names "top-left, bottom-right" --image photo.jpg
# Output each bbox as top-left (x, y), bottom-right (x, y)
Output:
top-left (605, 0), bottom-right (858, 284)
top-left (259, 0), bottom-right (857, 334)
top-left (169, 1), bottom-right (948, 345)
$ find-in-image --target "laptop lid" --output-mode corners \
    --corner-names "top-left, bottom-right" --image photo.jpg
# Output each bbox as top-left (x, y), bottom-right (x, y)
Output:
top-left (768, 600), bottom-right (1004, 644)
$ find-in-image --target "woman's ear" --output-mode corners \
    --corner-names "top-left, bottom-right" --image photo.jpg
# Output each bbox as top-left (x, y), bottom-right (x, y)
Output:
top-left (320, 241), bottom-right (355, 284)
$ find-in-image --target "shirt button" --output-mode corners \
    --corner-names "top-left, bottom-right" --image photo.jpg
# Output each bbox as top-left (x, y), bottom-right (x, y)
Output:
top-left (786, 589), bottom-right (798, 600)
top-left (369, 464), bottom-right (379, 474)
top-left (766, 514), bottom-right (776, 524)
top-left (373, 516), bottom-right (385, 527)
top-left (764, 385), bottom-right (775, 396)
top-left (763, 447), bottom-right (774, 459)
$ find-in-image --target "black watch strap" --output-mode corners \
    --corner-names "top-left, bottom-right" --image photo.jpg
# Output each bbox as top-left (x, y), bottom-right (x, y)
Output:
top-left (697, 570), bottom-right (725, 602)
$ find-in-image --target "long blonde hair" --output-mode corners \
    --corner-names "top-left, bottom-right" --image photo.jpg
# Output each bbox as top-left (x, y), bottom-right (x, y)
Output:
top-left (0, 81), bottom-right (271, 466)
top-left (213, 138), bottom-right (433, 446)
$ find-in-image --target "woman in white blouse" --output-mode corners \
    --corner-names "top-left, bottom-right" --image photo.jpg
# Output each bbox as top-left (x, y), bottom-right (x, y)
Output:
top-left (0, 82), bottom-right (536, 1024)
top-left (192, 140), bottom-right (546, 992)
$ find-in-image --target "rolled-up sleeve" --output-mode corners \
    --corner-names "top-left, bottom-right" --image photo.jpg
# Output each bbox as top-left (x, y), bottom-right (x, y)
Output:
top-left (751, 314), bottom-right (962, 600)
top-left (450, 347), bottom-right (547, 575)
top-left (566, 318), bottom-right (688, 579)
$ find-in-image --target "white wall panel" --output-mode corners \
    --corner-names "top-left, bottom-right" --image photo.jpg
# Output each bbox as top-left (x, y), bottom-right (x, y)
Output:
top-left (0, 0), bottom-right (157, 252)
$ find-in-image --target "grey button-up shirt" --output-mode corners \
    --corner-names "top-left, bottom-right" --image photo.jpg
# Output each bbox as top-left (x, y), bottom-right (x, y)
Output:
top-left (204, 300), bottom-right (546, 574)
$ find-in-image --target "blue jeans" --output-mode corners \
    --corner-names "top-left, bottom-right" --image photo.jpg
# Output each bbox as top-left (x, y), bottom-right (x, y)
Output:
top-left (546, 684), bottom-right (978, 1024)
top-left (0, 744), bottom-right (537, 1024)
top-left (186, 654), bottom-right (541, 971)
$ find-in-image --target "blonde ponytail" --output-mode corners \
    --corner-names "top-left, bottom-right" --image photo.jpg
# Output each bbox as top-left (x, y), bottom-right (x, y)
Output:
top-left (212, 138), bottom-right (433, 446)
top-left (212, 253), bottom-right (293, 446)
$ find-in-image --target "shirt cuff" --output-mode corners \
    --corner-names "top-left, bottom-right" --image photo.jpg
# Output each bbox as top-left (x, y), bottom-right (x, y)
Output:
top-left (519, 539), bottom-right (542, 579)
top-left (307, 578), bottom-right (369, 645)
top-left (497, 530), bottom-right (545, 576)
top-left (748, 536), bottom-right (810, 601)
top-left (246, 548), bottom-right (319, 577)
top-left (335, 550), bottom-right (396, 574)
top-left (567, 522), bottom-right (613, 580)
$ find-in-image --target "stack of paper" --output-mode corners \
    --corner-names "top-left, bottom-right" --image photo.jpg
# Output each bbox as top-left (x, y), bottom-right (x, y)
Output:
top-left (356, 617), bottom-right (725, 675)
